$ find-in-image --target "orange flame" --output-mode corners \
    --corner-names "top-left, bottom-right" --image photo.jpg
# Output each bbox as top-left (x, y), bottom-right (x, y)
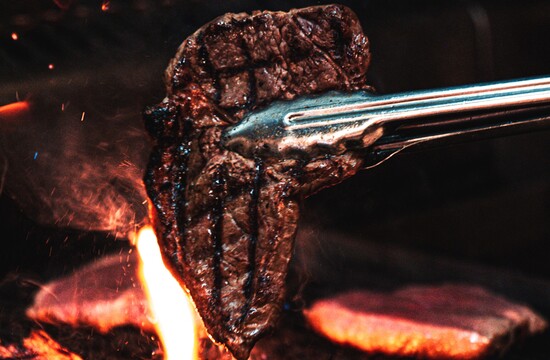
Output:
top-left (136, 226), bottom-right (198, 360)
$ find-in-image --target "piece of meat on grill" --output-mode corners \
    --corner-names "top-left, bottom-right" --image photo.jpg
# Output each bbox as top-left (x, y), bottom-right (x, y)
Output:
top-left (304, 284), bottom-right (548, 359)
top-left (144, 5), bottom-right (371, 359)
top-left (26, 254), bottom-right (153, 334)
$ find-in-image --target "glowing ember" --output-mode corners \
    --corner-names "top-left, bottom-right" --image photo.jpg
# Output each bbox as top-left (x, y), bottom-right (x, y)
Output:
top-left (0, 330), bottom-right (82, 360)
top-left (101, 1), bottom-right (110, 11)
top-left (136, 226), bottom-right (198, 360)
top-left (48, 63), bottom-right (55, 70)
top-left (0, 101), bottom-right (30, 121)
top-left (11, 32), bottom-right (18, 41)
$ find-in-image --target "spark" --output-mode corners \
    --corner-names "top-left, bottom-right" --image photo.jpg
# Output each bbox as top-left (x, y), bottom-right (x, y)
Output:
top-left (80, 111), bottom-right (86, 122)
top-left (101, 1), bottom-right (110, 11)
top-left (11, 32), bottom-right (18, 41)
top-left (48, 63), bottom-right (54, 70)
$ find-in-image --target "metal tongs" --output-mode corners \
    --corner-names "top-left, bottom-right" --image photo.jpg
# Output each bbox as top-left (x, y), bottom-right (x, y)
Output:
top-left (222, 76), bottom-right (550, 166)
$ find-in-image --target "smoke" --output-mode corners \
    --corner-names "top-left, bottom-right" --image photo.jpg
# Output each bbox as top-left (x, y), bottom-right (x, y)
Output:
top-left (0, 92), bottom-right (151, 237)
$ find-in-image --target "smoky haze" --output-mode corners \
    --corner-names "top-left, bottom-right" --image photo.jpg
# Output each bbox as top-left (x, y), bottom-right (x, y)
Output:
top-left (0, 69), bottom-right (155, 236)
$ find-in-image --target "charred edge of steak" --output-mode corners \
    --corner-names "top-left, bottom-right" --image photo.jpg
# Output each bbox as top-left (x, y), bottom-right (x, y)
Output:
top-left (143, 105), bottom-right (180, 273)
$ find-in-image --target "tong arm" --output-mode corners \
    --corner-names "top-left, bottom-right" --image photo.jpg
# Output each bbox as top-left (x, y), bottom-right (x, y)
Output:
top-left (222, 76), bottom-right (550, 160)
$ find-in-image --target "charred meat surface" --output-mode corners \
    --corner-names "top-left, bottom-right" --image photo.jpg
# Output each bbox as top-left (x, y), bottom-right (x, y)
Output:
top-left (144, 5), bottom-right (370, 359)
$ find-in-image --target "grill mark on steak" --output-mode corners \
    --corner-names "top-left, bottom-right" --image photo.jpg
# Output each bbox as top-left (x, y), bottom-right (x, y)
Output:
top-left (291, 15), bottom-right (349, 89)
top-left (240, 159), bottom-right (263, 325)
top-left (145, 5), bottom-right (372, 359)
top-left (242, 39), bottom-right (257, 109)
top-left (175, 118), bottom-right (193, 253)
top-left (329, 17), bottom-right (345, 61)
top-left (196, 32), bottom-right (221, 104)
top-left (211, 164), bottom-right (226, 314)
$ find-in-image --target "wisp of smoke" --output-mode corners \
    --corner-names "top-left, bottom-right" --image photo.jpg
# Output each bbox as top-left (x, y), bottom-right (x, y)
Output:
top-left (0, 99), bottom-right (150, 237)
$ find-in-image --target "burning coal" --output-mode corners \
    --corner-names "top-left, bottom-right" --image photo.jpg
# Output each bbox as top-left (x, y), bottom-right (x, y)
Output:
top-left (0, 330), bottom-right (82, 360)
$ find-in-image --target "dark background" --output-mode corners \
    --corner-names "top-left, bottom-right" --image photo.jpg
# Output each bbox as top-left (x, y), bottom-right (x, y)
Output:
top-left (0, 0), bottom-right (549, 283)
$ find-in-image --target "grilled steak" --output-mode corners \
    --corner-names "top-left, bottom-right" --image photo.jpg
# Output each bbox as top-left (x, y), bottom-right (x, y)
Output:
top-left (144, 5), bottom-right (371, 359)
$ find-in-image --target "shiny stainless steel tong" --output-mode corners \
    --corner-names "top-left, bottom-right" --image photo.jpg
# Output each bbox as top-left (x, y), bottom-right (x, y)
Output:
top-left (222, 76), bottom-right (550, 165)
